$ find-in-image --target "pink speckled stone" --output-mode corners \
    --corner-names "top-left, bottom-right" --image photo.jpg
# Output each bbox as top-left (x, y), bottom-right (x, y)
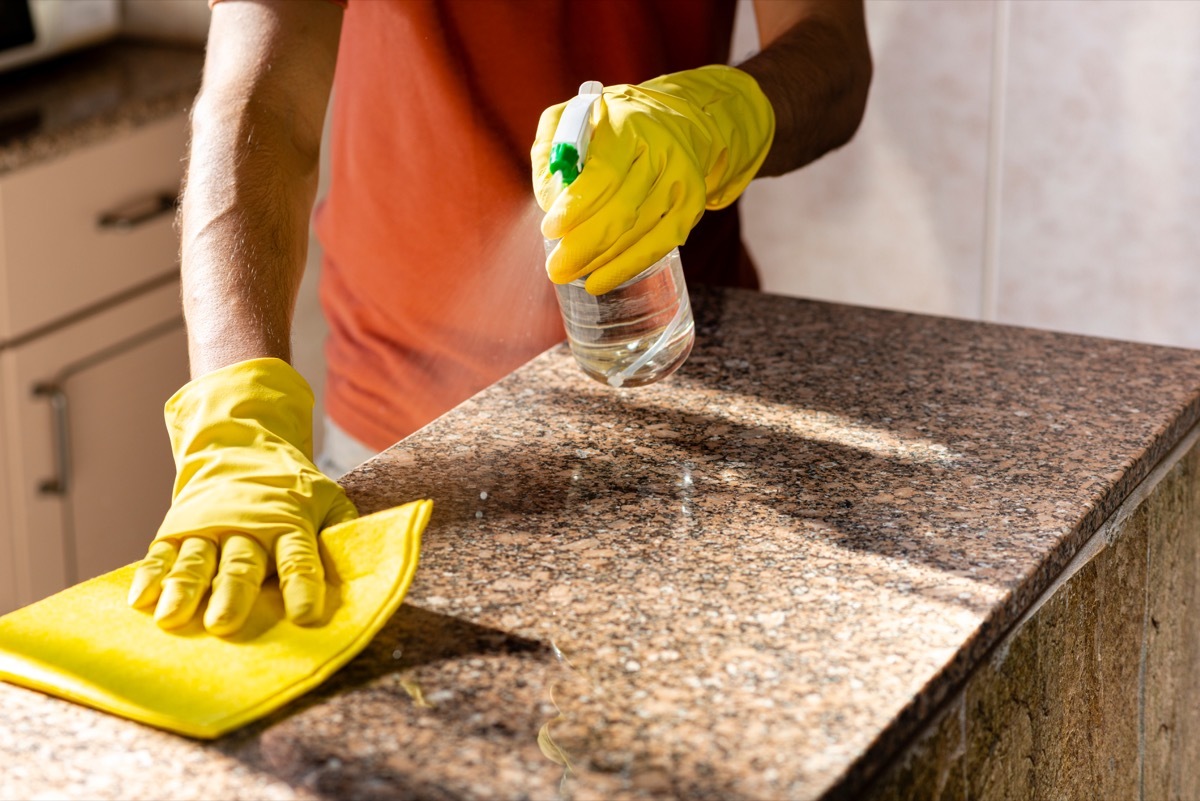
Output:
top-left (4, 287), bottom-right (1200, 800)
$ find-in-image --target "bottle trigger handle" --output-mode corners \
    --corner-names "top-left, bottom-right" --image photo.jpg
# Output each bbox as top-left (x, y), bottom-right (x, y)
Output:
top-left (548, 81), bottom-right (603, 186)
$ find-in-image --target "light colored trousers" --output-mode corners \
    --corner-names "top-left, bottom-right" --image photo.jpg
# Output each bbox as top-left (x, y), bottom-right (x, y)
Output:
top-left (316, 416), bottom-right (379, 479)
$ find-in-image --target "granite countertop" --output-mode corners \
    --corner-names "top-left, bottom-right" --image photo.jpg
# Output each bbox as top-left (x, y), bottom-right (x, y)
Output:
top-left (5, 287), bottom-right (1200, 800)
top-left (0, 38), bottom-right (203, 176)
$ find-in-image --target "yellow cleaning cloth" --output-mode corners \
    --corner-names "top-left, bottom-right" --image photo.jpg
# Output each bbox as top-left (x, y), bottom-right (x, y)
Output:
top-left (0, 499), bottom-right (432, 740)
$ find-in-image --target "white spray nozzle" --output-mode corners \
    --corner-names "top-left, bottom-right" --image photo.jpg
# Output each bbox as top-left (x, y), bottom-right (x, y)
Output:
top-left (549, 81), bottom-right (603, 185)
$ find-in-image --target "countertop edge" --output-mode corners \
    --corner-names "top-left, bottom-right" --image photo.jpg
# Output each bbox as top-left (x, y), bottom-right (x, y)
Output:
top-left (823, 391), bottom-right (1200, 800)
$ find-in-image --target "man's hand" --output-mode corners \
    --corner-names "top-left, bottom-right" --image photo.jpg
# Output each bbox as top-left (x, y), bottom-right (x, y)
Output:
top-left (128, 359), bottom-right (357, 636)
top-left (531, 1), bottom-right (871, 296)
top-left (141, 0), bottom-right (344, 636)
top-left (532, 66), bottom-right (775, 296)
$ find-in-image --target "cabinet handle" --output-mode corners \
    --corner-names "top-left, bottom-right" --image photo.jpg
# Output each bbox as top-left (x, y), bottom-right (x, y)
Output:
top-left (97, 193), bottom-right (178, 231)
top-left (32, 383), bottom-right (71, 496)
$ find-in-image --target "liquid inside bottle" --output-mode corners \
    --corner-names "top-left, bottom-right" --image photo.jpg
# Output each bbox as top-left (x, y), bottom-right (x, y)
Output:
top-left (550, 246), bottom-right (695, 388)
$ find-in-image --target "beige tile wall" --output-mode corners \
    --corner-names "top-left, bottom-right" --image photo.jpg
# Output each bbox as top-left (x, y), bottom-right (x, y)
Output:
top-left (739, 0), bottom-right (1200, 350)
top-left (996, 1), bottom-right (1200, 348)
top-left (736, 0), bottom-right (995, 321)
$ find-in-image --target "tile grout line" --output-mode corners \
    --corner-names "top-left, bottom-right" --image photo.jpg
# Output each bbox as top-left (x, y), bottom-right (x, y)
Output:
top-left (980, 0), bottom-right (1011, 323)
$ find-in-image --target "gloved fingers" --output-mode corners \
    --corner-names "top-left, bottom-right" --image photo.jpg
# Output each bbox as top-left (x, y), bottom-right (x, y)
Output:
top-left (540, 146), bottom-right (635, 243)
top-left (545, 147), bottom-right (658, 285)
top-left (153, 536), bottom-right (218, 630)
top-left (128, 539), bottom-right (180, 609)
top-left (582, 181), bottom-right (701, 297)
top-left (275, 529), bottom-right (325, 626)
top-left (531, 100), bottom-right (569, 211)
top-left (203, 534), bottom-right (269, 636)
top-left (540, 99), bottom-right (645, 240)
top-left (322, 492), bottom-right (359, 530)
top-left (577, 168), bottom-right (706, 295)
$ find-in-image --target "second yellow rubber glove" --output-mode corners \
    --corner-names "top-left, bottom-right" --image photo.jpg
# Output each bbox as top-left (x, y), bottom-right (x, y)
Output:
top-left (128, 358), bottom-right (357, 636)
top-left (532, 65), bottom-right (775, 295)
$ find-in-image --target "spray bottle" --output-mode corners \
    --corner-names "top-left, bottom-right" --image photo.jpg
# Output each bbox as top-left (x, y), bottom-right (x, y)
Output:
top-left (544, 81), bottom-right (695, 388)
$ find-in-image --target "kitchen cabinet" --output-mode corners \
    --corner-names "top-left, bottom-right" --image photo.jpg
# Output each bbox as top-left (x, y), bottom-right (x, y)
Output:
top-left (0, 114), bottom-right (187, 341)
top-left (0, 112), bottom-right (189, 613)
top-left (0, 374), bottom-right (14, 615)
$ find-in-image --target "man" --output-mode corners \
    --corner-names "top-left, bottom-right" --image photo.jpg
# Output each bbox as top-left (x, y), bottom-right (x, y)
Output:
top-left (127, 0), bottom-right (872, 635)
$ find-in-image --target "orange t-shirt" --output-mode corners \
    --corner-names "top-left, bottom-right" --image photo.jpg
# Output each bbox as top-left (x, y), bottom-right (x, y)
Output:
top-left (315, 0), bottom-right (754, 450)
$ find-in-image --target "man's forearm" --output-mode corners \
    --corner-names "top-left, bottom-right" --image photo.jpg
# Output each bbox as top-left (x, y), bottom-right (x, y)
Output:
top-left (180, 0), bottom-right (341, 379)
top-left (181, 95), bottom-right (316, 376)
top-left (739, 3), bottom-right (872, 177)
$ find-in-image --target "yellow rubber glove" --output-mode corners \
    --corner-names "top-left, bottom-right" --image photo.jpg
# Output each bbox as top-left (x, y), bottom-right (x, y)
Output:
top-left (532, 65), bottom-right (775, 295)
top-left (127, 358), bottom-right (357, 636)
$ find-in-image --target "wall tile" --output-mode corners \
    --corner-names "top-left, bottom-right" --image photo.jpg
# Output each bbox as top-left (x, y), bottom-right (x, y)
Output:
top-left (996, 2), bottom-right (1200, 349)
top-left (738, 0), bottom-right (994, 320)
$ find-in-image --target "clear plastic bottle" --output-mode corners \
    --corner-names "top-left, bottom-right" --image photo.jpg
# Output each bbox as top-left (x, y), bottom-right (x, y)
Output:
top-left (544, 80), bottom-right (696, 388)
top-left (547, 243), bottom-right (695, 388)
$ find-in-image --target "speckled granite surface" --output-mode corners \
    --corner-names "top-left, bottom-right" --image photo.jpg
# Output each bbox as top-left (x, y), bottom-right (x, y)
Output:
top-left (0, 39), bottom-right (203, 176)
top-left (4, 287), bottom-right (1200, 800)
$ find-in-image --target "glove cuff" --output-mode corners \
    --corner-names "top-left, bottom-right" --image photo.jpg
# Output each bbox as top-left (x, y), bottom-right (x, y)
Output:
top-left (644, 65), bottom-right (776, 210)
top-left (153, 358), bottom-right (352, 549)
top-left (164, 358), bottom-right (316, 464)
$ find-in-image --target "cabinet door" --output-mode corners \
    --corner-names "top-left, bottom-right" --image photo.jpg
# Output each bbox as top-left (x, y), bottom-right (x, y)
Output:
top-left (0, 280), bottom-right (187, 611)
top-left (0, 373), bottom-right (15, 614)
top-left (64, 315), bottom-right (189, 584)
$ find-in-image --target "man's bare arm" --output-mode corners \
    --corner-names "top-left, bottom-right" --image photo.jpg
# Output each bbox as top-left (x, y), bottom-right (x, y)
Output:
top-left (742, 0), bottom-right (872, 177)
top-left (181, 0), bottom-right (341, 378)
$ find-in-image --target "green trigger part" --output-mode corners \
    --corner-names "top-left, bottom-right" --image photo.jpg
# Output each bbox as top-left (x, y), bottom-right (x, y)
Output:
top-left (549, 142), bottom-right (581, 185)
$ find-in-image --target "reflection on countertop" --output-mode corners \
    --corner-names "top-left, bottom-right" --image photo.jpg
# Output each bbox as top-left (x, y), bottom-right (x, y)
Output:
top-left (3, 287), bottom-right (1200, 799)
top-left (0, 37), bottom-right (203, 176)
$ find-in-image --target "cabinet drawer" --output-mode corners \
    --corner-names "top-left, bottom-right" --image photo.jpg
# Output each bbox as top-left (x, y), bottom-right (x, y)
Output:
top-left (0, 113), bottom-right (187, 341)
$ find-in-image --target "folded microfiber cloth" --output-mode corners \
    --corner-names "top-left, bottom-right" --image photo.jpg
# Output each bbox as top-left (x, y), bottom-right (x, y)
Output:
top-left (0, 499), bottom-right (431, 739)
